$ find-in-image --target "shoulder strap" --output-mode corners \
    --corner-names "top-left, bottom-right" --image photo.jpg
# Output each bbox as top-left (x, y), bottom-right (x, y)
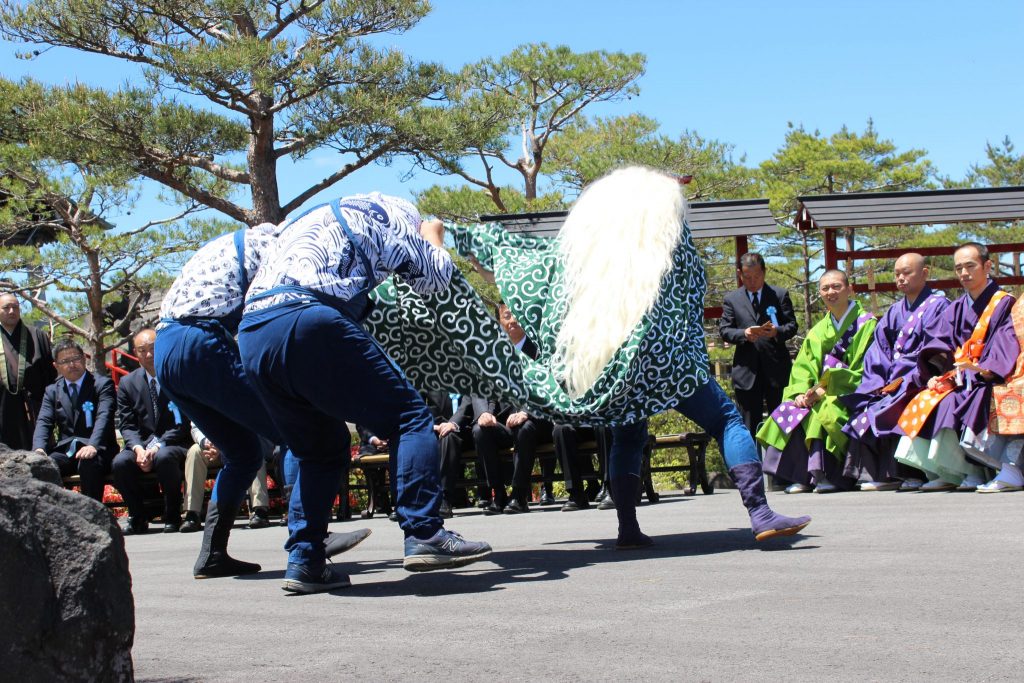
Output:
top-left (233, 228), bottom-right (249, 294)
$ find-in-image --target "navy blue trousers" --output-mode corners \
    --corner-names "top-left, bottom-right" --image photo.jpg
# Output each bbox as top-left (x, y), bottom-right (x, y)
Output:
top-left (610, 378), bottom-right (759, 478)
top-left (238, 299), bottom-right (442, 567)
top-left (155, 319), bottom-right (275, 513)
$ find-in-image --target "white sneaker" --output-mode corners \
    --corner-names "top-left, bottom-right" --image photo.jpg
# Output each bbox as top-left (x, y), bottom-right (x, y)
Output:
top-left (898, 478), bottom-right (924, 491)
top-left (814, 480), bottom-right (838, 494)
top-left (784, 483), bottom-right (813, 494)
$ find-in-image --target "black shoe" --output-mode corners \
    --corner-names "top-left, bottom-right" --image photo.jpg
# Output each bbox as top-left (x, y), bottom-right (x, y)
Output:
top-left (476, 498), bottom-right (492, 509)
top-left (248, 507), bottom-right (270, 529)
top-left (180, 511), bottom-right (202, 533)
top-left (439, 501), bottom-right (454, 519)
top-left (388, 511), bottom-right (399, 522)
top-left (561, 500), bottom-right (580, 511)
top-left (325, 528), bottom-right (372, 558)
top-left (538, 488), bottom-right (556, 506)
top-left (123, 517), bottom-right (149, 535)
top-left (504, 499), bottom-right (529, 514)
top-left (482, 501), bottom-right (504, 515)
top-left (194, 552), bottom-right (262, 579)
top-left (597, 495), bottom-right (615, 510)
top-left (163, 519), bottom-right (181, 533)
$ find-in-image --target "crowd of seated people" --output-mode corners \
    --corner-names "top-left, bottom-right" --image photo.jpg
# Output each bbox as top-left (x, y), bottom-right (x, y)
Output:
top-left (7, 242), bottom-right (1024, 544)
top-left (754, 244), bottom-right (1024, 495)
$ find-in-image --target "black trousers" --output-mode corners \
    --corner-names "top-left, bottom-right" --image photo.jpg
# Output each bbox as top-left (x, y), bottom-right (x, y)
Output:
top-left (50, 449), bottom-right (111, 501)
top-left (556, 424), bottom-right (606, 495)
top-left (734, 374), bottom-right (784, 437)
top-left (473, 419), bottom-right (554, 500)
top-left (111, 445), bottom-right (186, 522)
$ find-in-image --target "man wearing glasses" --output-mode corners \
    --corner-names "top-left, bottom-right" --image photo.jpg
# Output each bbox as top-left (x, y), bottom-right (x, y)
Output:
top-left (32, 338), bottom-right (117, 501)
top-left (1, 293), bottom-right (56, 450)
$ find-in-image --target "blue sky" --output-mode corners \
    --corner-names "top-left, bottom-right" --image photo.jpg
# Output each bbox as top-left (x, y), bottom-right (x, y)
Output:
top-left (2, 0), bottom-right (1023, 224)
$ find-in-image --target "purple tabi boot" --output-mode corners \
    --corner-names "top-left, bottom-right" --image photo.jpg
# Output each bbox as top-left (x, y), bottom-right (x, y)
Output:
top-left (730, 461), bottom-right (811, 541)
top-left (610, 475), bottom-right (653, 549)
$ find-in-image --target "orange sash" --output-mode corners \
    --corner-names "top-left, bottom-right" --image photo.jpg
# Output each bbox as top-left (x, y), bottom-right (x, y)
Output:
top-left (990, 297), bottom-right (1024, 434)
top-left (898, 290), bottom-right (1009, 438)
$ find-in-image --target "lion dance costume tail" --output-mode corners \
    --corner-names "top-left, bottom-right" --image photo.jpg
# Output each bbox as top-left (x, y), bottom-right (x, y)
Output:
top-left (554, 167), bottom-right (688, 399)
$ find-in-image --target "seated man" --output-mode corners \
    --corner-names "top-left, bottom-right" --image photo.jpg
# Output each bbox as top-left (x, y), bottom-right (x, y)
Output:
top-left (429, 391), bottom-right (475, 518)
top-left (111, 328), bottom-right (192, 534)
top-left (32, 338), bottom-right (117, 501)
top-left (556, 423), bottom-right (609, 511)
top-left (895, 243), bottom-right (1018, 491)
top-left (972, 294), bottom-right (1024, 492)
top-left (758, 270), bottom-right (876, 493)
top-left (840, 253), bottom-right (948, 491)
top-left (181, 424), bottom-right (272, 533)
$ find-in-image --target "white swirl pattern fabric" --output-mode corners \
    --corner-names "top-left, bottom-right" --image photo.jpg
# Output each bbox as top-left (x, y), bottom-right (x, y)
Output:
top-left (160, 223), bottom-right (280, 321)
top-left (244, 193), bottom-right (453, 313)
top-left (363, 222), bottom-right (710, 425)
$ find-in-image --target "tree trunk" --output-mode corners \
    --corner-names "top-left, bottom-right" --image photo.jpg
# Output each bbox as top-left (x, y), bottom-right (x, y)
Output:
top-left (86, 251), bottom-right (108, 376)
top-left (247, 107), bottom-right (283, 225)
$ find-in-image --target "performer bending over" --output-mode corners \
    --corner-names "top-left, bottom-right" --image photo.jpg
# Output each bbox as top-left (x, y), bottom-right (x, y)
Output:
top-left (238, 194), bottom-right (491, 593)
top-left (156, 223), bottom-right (370, 581)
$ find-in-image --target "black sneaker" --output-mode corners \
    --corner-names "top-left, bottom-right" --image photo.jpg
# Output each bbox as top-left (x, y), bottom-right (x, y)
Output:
top-left (403, 529), bottom-right (492, 572)
top-left (281, 563), bottom-right (351, 593)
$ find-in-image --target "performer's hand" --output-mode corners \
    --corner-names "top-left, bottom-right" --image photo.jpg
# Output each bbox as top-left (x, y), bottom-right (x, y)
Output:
top-left (419, 219), bottom-right (445, 247)
top-left (436, 422), bottom-right (457, 438)
top-left (927, 376), bottom-right (941, 391)
top-left (793, 394), bottom-right (808, 409)
top-left (506, 412), bottom-right (528, 429)
top-left (477, 412), bottom-right (498, 428)
top-left (75, 444), bottom-right (97, 460)
top-left (468, 255), bottom-right (496, 285)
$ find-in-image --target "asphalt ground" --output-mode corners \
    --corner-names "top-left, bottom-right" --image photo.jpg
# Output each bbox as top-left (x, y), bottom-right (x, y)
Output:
top-left (127, 488), bottom-right (1024, 682)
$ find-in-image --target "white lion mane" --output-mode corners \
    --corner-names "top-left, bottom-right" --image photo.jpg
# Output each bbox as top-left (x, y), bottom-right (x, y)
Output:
top-left (553, 166), bottom-right (687, 398)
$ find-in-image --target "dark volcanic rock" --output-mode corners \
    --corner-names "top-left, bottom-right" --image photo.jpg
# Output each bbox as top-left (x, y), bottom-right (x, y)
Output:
top-left (0, 446), bottom-right (134, 682)
top-left (0, 444), bottom-right (63, 486)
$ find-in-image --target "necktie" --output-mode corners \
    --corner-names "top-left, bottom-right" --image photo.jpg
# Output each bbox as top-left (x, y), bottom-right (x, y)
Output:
top-left (751, 291), bottom-right (760, 312)
top-left (149, 377), bottom-right (160, 418)
top-left (68, 381), bottom-right (79, 406)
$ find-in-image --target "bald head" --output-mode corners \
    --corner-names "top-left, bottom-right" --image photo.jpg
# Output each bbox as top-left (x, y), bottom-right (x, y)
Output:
top-left (894, 253), bottom-right (929, 300)
top-left (0, 293), bottom-right (21, 332)
top-left (133, 328), bottom-right (157, 375)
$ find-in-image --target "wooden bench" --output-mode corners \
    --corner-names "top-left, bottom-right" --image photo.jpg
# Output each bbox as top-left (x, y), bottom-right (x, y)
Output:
top-left (351, 431), bottom-right (712, 518)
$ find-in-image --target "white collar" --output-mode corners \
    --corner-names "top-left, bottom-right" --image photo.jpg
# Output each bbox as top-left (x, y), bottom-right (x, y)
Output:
top-left (830, 301), bottom-right (856, 330)
top-left (65, 376), bottom-right (85, 392)
top-left (514, 337), bottom-right (527, 352)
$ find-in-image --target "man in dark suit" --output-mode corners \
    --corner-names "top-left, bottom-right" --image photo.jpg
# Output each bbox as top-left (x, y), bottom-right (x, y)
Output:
top-left (1, 293), bottom-right (56, 450)
top-left (473, 303), bottom-right (558, 514)
top-left (718, 253), bottom-right (798, 437)
top-left (111, 328), bottom-right (192, 534)
top-left (32, 338), bottom-right (117, 501)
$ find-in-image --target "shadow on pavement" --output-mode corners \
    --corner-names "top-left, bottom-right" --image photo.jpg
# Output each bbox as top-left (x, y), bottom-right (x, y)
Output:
top-left (235, 527), bottom-right (817, 597)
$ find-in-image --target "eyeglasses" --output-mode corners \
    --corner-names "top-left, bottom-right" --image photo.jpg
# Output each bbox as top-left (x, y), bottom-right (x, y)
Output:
top-left (56, 356), bottom-right (85, 366)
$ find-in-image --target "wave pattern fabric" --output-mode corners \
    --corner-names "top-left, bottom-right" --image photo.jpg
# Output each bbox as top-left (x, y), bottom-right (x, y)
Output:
top-left (363, 221), bottom-right (710, 426)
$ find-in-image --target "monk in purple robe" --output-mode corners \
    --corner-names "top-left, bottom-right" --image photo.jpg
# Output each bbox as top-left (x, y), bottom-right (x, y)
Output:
top-left (894, 243), bottom-right (1019, 491)
top-left (841, 253), bottom-right (950, 491)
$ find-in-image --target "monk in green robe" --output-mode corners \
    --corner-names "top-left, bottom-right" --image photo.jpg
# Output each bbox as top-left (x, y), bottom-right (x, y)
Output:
top-left (758, 270), bottom-right (877, 493)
